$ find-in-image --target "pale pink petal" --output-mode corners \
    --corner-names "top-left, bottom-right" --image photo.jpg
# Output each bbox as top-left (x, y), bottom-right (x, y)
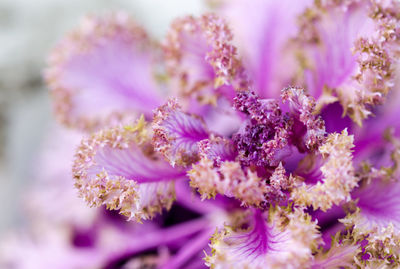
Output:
top-left (46, 13), bottom-right (164, 131)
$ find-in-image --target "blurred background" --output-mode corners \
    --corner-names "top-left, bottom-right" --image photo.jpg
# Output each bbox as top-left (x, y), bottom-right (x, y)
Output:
top-left (0, 0), bottom-right (205, 236)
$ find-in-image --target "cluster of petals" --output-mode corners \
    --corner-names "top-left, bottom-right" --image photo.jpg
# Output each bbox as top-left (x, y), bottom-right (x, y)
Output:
top-left (6, 0), bottom-right (400, 268)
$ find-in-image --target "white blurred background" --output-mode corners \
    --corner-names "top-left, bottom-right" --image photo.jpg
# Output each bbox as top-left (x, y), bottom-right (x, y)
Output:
top-left (0, 0), bottom-right (205, 236)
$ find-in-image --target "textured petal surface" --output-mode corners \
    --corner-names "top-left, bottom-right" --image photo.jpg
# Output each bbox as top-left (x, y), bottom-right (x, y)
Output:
top-left (292, 129), bottom-right (358, 211)
top-left (190, 135), bottom-right (293, 207)
top-left (281, 87), bottom-right (326, 152)
top-left (190, 159), bottom-right (268, 207)
top-left (300, 1), bottom-right (400, 125)
top-left (153, 99), bottom-right (209, 167)
top-left (205, 208), bottom-right (320, 268)
top-left (198, 136), bottom-right (237, 165)
top-left (163, 14), bottom-right (244, 108)
top-left (73, 117), bottom-right (184, 221)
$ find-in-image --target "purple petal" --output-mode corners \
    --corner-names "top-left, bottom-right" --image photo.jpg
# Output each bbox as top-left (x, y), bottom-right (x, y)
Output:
top-left (73, 116), bottom-right (185, 221)
top-left (281, 87), bottom-right (326, 152)
top-left (198, 136), bottom-right (237, 166)
top-left (349, 172), bottom-right (400, 233)
top-left (201, 98), bottom-right (243, 137)
top-left (153, 99), bottom-right (210, 167)
top-left (301, 2), bottom-right (399, 125)
top-left (341, 165), bottom-right (400, 264)
top-left (320, 102), bottom-right (353, 134)
top-left (45, 13), bottom-right (163, 131)
top-left (305, 6), bottom-right (364, 96)
top-left (352, 81), bottom-right (400, 163)
top-left (163, 14), bottom-right (244, 108)
top-left (232, 90), bottom-right (293, 168)
top-left (312, 233), bottom-right (359, 269)
top-left (221, 0), bottom-right (312, 98)
top-left (206, 208), bottom-right (320, 268)
top-left (292, 129), bottom-right (358, 211)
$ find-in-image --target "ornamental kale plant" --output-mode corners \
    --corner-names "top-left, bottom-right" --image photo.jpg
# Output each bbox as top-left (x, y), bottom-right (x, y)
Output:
top-left (3, 0), bottom-right (400, 268)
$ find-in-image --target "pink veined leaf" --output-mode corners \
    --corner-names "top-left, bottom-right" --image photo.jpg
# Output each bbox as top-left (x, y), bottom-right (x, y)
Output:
top-left (72, 116), bottom-right (185, 222)
top-left (152, 98), bottom-right (210, 167)
top-left (205, 208), bottom-right (321, 268)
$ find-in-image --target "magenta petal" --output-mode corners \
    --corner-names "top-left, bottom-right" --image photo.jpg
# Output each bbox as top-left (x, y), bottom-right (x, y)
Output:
top-left (305, 7), bottom-right (363, 97)
top-left (340, 166), bottom-right (400, 264)
top-left (222, 0), bottom-right (312, 98)
top-left (292, 130), bottom-right (358, 211)
top-left (206, 208), bottom-right (320, 268)
top-left (320, 102), bottom-right (353, 134)
top-left (301, 2), bottom-right (399, 125)
top-left (198, 136), bottom-right (237, 166)
top-left (27, 125), bottom-right (98, 228)
top-left (352, 83), bottom-right (400, 163)
top-left (224, 210), bottom-right (270, 260)
top-left (153, 99), bottom-right (210, 167)
top-left (163, 14), bottom-right (241, 106)
top-left (201, 98), bottom-right (243, 137)
top-left (351, 175), bottom-right (400, 232)
top-left (73, 117), bottom-right (185, 221)
top-left (46, 13), bottom-right (163, 130)
top-left (88, 143), bottom-right (181, 184)
top-left (281, 87), bottom-right (326, 152)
